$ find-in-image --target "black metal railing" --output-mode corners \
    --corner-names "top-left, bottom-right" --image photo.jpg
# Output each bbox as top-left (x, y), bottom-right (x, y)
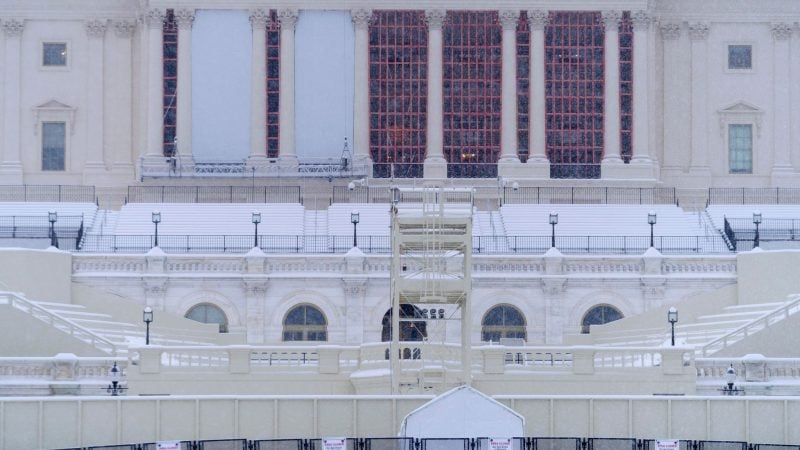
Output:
top-left (373, 163), bottom-right (424, 179)
top-left (0, 185), bottom-right (95, 202)
top-left (708, 188), bottom-right (800, 205)
top-left (550, 163), bottom-right (601, 179)
top-left (723, 217), bottom-right (737, 251)
top-left (502, 187), bottom-right (677, 205)
top-left (722, 217), bottom-right (800, 251)
top-left (126, 186), bottom-right (302, 204)
top-left (0, 215), bottom-right (84, 238)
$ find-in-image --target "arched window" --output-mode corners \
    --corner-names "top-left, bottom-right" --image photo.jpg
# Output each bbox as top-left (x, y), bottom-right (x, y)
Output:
top-left (185, 303), bottom-right (228, 333)
top-left (381, 305), bottom-right (427, 342)
top-left (581, 304), bottom-right (624, 334)
top-left (283, 304), bottom-right (327, 341)
top-left (481, 304), bottom-right (526, 342)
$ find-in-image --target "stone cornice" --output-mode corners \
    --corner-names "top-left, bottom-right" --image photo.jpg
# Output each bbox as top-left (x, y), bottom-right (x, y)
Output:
top-left (688, 21), bottom-right (710, 40)
top-left (601, 10), bottom-right (622, 31)
top-left (771, 22), bottom-right (793, 41)
top-left (174, 8), bottom-right (195, 30)
top-left (249, 9), bottom-right (269, 30)
top-left (113, 20), bottom-right (137, 38)
top-left (143, 8), bottom-right (165, 29)
top-left (659, 22), bottom-right (681, 40)
top-left (1, 18), bottom-right (24, 37)
top-left (527, 10), bottom-right (549, 31)
top-left (351, 8), bottom-right (372, 29)
top-left (498, 10), bottom-right (519, 31)
top-left (424, 10), bottom-right (446, 30)
top-left (85, 19), bottom-right (108, 38)
top-left (277, 9), bottom-right (298, 30)
top-left (630, 10), bottom-right (650, 31)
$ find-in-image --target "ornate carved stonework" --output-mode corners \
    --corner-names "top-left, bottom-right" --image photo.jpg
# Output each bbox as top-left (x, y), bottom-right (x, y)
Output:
top-left (174, 9), bottom-right (195, 30)
top-left (113, 20), bottom-right (137, 38)
top-left (425, 10), bottom-right (446, 30)
top-left (498, 10), bottom-right (519, 31)
top-left (85, 20), bottom-right (108, 38)
top-left (631, 11), bottom-right (650, 32)
top-left (144, 9), bottom-right (165, 29)
top-left (601, 10), bottom-right (622, 31)
top-left (351, 9), bottom-right (372, 29)
top-left (771, 22), bottom-right (793, 41)
top-left (2, 19), bottom-right (25, 37)
top-left (244, 280), bottom-right (269, 296)
top-left (659, 22), bottom-right (681, 40)
top-left (688, 22), bottom-right (710, 41)
top-left (249, 9), bottom-right (270, 30)
top-left (343, 280), bottom-right (367, 297)
top-left (527, 10), bottom-right (549, 31)
top-left (542, 278), bottom-right (567, 296)
top-left (277, 9), bottom-right (299, 30)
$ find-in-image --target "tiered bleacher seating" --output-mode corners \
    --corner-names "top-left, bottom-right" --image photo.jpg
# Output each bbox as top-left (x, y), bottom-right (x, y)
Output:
top-left (326, 203), bottom-right (391, 252)
top-left (0, 202), bottom-right (97, 250)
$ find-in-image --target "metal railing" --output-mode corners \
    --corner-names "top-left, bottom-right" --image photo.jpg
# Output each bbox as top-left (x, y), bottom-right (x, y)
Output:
top-left (502, 186), bottom-right (677, 205)
top-left (141, 158), bottom-right (370, 179)
top-left (550, 163), bottom-right (601, 179)
top-left (708, 187), bottom-right (800, 205)
top-left (0, 184), bottom-right (95, 202)
top-left (126, 186), bottom-right (302, 203)
top-left (77, 234), bottom-right (732, 255)
top-left (373, 162), bottom-right (424, 179)
top-left (723, 217), bottom-right (800, 251)
top-left (0, 214), bottom-right (84, 238)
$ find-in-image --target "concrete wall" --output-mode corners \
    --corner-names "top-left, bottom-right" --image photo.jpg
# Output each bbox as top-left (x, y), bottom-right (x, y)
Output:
top-left (0, 248), bottom-right (71, 302)
top-left (737, 250), bottom-right (800, 305)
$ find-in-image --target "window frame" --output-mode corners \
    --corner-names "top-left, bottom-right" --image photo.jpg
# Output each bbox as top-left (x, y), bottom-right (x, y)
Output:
top-left (727, 123), bottom-right (754, 175)
top-left (184, 303), bottom-right (229, 333)
top-left (282, 304), bottom-right (328, 342)
top-left (725, 43), bottom-right (754, 73)
top-left (41, 121), bottom-right (67, 172)
top-left (33, 100), bottom-right (75, 173)
top-left (41, 41), bottom-right (70, 70)
top-left (481, 304), bottom-right (527, 343)
top-left (580, 304), bottom-right (624, 334)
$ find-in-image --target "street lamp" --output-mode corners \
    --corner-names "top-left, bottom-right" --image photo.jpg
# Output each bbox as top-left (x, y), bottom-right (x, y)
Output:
top-left (252, 212), bottom-right (261, 248)
top-left (143, 306), bottom-right (153, 345)
top-left (106, 362), bottom-right (126, 396)
top-left (549, 212), bottom-right (558, 248)
top-left (722, 364), bottom-right (743, 395)
top-left (648, 211), bottom-right (657, 248)
top-left (753, 211), bottom-right (762, 248)
top-left (151, 211), bottom-right (161, 248)
top-left (668, 306), bottom-right (678, 346)
top-left (351, 210), bottom-right (360, 248)
top-left (48, 211), bottom-right (58, 248)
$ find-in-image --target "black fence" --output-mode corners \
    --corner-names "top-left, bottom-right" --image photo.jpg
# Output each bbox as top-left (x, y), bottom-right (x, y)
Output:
top-left (708, 188), bottom-right (800, 205)
top-left (373, 163), bottom-right (424, 179)
top-left (77, 234), bottom-right (731, 255)
top-left (126, 186), bottom-right (302, 204)
top-left (53, 437), bottom-right (794, 450)
top-left (0, 184), bottom-right (95, 202)
top-left (502, 187), bottom-right (677, 205)
top-left (0, 214), bottom-right (84, 250)
top-left (723, 217), bottom-right (800, 251)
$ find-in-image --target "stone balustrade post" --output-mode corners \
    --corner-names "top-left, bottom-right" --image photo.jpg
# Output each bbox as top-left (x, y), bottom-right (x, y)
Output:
top-left (228, 346), bottom-right (251, 374)
top-left (661, 347), bottom-right (688, 375)
top-left (571, 347), bottom-right (595, 375)
top-left (318, 346), bottom-right (342, 374)
top-left (137, 346), bottom-right (162, 374)
top-left (482, 347), bottom-right (506, 375)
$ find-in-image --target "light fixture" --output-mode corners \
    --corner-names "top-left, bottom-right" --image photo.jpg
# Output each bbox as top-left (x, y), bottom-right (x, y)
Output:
top-left (143, 306), bottom-right (154, 345)
top-left (252, 212), bottom-right (261, 248)
top-left (549, 212), bottom-right (558, 248)
top-left (351, 211), bottom-right (360, 248)
top-left (667, 306), bottom-right (678, 346)
top-left (648, 211), bottom-right (657, 248)
top-left (151, 212), bottom-right (161, 248)
top-left (753, 211), bottom-right (762, 248)
top-left (48, 211), bottom-right (58, 248)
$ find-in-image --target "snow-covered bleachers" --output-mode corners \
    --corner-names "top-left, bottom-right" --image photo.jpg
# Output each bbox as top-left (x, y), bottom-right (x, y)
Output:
top-left (0, 202), bottom-right (98, 249)
top-left (0, 202), bottom-right (98, 229)
top-left (326, 203), bottom-right (391, 251)
top-left (706, 204), bottom-right (800, 229)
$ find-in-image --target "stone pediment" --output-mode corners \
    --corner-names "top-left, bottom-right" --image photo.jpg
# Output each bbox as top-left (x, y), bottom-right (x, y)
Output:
top-left (34, 99), bottom-right (75, 111)
top-left (717, 101), bottom-right (763, 137)
top-left (32, 99), bottom-right (76, 135)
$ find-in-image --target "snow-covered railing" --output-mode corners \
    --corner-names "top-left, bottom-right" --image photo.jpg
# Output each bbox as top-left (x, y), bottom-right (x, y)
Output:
top-left (696, 356), bottom-right (800, 381)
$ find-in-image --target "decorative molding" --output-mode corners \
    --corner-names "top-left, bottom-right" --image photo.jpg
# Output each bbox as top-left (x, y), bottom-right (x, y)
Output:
top-left (631, 11), bottom-right (650, 32)
top-left (688, 22), bottom-right (710, 41)
top-left (249, 9), bottom-right (270, 30)
top-left (527, 10), bottom-right (549, 31)
top-left (174, 9), bottom-right (195, 30)
top-left (717, 101), bottom-right (764, 138)
top-left (343, 280), bottom-right (367, 297)
top-left (542, 278), bottom-right (567, 296)
top-left (85, 20), bottom-right (108, 38)
top-left (277, 9), bottom-right (298, 30)
top-left (659, 22), bottom-right (681, 40)
top-left (2, 19), bottom-right (24, 37)
top-left (244, 280), bottom-right (269, 296)
top-left (113, 20), bottom-right (137, 38)
top-left (601, 10), bottom-right (622, 31)
top-left (498, 10), bottom-right (519, 31)
top-left (32, 100), bottom-right (77, 136)
top-left (425, 10), bottom-right (446, 30)
top-left (351, 9), bottom-right (372, 29)
top-left (771, 22), bottom-right (793, 41)
top-left (143, 8), bottom-right (165, 29)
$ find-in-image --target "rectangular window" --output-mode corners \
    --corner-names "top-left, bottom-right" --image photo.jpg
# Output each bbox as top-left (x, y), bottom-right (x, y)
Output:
top-left (729, 124), bottom-right (752, 174)
top-left (42, 122), bottom-right (66, 171)
top-left (43, 42), bottom-right (67, 66)
top-left (728, 45), bottom-right (752, 70)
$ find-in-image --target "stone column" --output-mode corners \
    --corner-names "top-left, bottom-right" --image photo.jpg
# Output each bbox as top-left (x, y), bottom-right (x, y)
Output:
top-left (248, 9), bottom-right (269, 167)
top-left (1, 19), bottom-right (24, 182)
top-left (771, 23), bottom-right (794, 183)
top-left (600, 11), bottom-right (623, 175)
top-left (498, 10), bottom-right (520, 169)
top-left (278, 9), bottom-right (299, 169)
top-left (144, 9), bottom-right (165, 158)
top-left (629, 11), bottom-right (656, 178)
top-left (343, 279), bottom-right (367, 344)
top-left (659, 23), bottom-right (688, 175)
top-left (423, 10), bottom-right (447, 179)
top-left (111, 20), bottom-right (137, 176)
top-left (175, 9), bottom-right (195, 168)
top-left (244, 279), bottom-right (269, 344)
top-left (526, 10), bottom-right (550, 177)
top-left (84, 20), bottom-right (108, 174)
top-left (542, 278), bottom-right (567, 344)
top-left (688, 22), bottom-right (711, 176)
top-left (352, 9), bottom-right (373, 169)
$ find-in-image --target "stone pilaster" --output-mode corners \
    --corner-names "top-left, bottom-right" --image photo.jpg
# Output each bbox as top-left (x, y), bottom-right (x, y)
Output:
top-left (84, 20), bottom-right (108, 176)
top-left (498, 10), bottom-right (520, 172)
top-left (248, 9), bottom-right (270, 167)
top-left (352, 9), bottom-right (373, 169)
top-left (423, 10), bottom-right (447, 179)
top-left (542, 278), bottom-right (567, 344)
top-left (278, 9), bottom-right (299, 169)
top-left (244, 279), bottom-right (269, 344)
top-left (771, 23), bottom-right (795, 184)
top-left (1, 19), bottom-right (25, 182)
top-left (628, 11), bottom-right (656, 179)
top-left (143, 278), bottom-right (168, 311)
top-left (600, 11), bottom-right (623, 176)
top-left (525, 10), bottom-right (550, 178)
top-left (143, 9), bottom-right (165, 162)
top-left (343, 279), bottom-right (367, 344)
top-left (659, 22), bottom-right (688, 175)
top-left (175, 9), bottom-right (195, 169)
top-left (110, 20), bottom-right (137, 177)
top-left (688, 22), bottom-right (711, 177)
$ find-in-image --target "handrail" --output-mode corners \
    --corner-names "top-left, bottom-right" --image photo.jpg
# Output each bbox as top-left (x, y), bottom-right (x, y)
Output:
top-left (699, 294), bottom-right (800, 357)
top-left (0, 291), bottom-right (120, 356)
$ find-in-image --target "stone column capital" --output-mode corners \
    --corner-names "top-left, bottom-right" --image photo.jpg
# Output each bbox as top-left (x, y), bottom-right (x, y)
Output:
top-left (659, 22), bottom-right (681, 40)
top-left (249, 9), bottom-right (270, 30)
top-left (85, 19), bottom-right (108, 38)
top-left (498, 10), bottom-right (519, 31)
top-left (174, 9), bottom-right (195, 30)
top-left (631, 11), bottom-right (650, 31)
top-left (351, 9), bottom-right (373, 29)
top-left (601, 10), bottom-right (622, 31)
top-left (2, 19), bottom-right (24, 37)
top-left (688, 22), bottom-right (710, 41)
top-left (527, 10), bottom-right (549, 31)
top-left (278, 9), bottom-right (299, 30)
top-left (113, 20), bottom-right (137, 38)
top-left (771, 22), bottom-right (793, 41)
top-left (143, 9), bottom-right (165, 29)
top-left (425, 10), bottom-right (446, 30)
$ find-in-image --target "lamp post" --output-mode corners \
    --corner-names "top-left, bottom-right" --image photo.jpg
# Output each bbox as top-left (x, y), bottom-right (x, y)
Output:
top-left (721, 364), bottom-right (743, 395)
top-left (351, 211), bottom-right (360, 248)
top-left (753, 211), bottom-right (762, 248)
top-left (549, 212), bottom-right (558, 248)
top-left (252, 212), bottom-right (261, 248)
top-left (648, 211), bottom-right (657, 248)
top-left (151, 212), bottom-right (161, 248)
top-left (106, 362), bottom-right (126, 396)
top-left (143, 306), bottom-right (153, 345)
top-left (48, 211), bottom-right (58, 248)
top-left (668, 306), bottom-right (678, 346)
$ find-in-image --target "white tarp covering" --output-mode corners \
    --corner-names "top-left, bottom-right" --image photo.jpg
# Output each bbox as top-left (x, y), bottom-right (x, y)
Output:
top-left (399, 386), bottom-right (525, 438)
